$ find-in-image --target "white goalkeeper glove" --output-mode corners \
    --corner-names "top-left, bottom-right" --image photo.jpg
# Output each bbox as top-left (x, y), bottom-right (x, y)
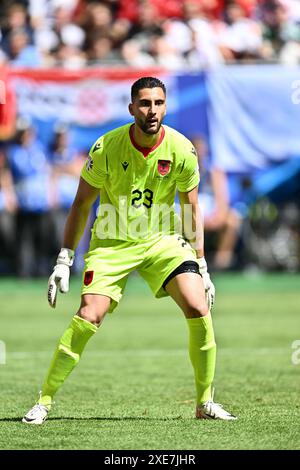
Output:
top-left (197, 257), bottom-right (215, 312)
top-left (47, 248), bottom-right (74, 308)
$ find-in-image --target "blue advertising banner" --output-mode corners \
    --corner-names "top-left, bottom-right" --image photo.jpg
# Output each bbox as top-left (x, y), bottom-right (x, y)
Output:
top-left (207, 65), bottom-right (300, 172)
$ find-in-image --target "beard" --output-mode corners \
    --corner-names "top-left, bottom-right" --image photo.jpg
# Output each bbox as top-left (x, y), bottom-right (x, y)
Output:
top-left (137, 118), bottom-right (162, 135)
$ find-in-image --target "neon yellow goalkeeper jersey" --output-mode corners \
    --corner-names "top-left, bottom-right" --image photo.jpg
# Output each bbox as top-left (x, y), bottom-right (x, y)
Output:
top-left (81, 123), bottom-right (200, 241)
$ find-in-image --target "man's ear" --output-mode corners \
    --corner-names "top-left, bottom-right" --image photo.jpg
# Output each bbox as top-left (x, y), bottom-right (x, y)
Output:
top-left (128, 103), bottom-right (134, 116)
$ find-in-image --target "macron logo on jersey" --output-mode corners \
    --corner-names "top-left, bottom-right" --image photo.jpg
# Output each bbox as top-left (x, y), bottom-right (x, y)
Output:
top-left (121, 161), bottom-right (129, 172)
top-left (92, 141), bottom-right (102, 153)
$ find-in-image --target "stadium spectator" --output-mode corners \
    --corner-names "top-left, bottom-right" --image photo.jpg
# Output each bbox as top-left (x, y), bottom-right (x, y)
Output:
top-left (121, 38), bottom-right (156, 67)
top-left (192, 136), bottom-right (242, 270)
top-left (183, 0), bottom-right (225, 67)
top-left (151, 34), bottom-right (188, 69)
top-left (48, 124), bottom-right (85, 252)
top-left (259, 1), bottom-right (288, 54)
top-left (6, 117), bottom-right (53, 277)
top-left (28, 0), bottom-right (81, 29)
top-left (259, 0), bottom-right (300, 62)
top-left (36, 5), bottom-right (87, 67)
top-left (29, 2), bottom-right (84, 65)
top-left (82, 2), bottom-right (114, 53)
top-left (0, 0), bottom-right (298, 66)
top-left (127, 1), bottom-right (163, 55)
top-left (55, 41), bottom-right (87, 68)
top-left (0, 147), bottom-right (17, 274)
top-left (52, 6), bottom-right (86, 48)
top-left (0, 2), bottom-right (33, 55)
top-left (279, 31), bottom-right (300, 64)
top-left (219, 2), bottom-right (264, 61)
top-left (87, 33), bottom-right (120, 64)
top-left (162, 18), bottom-right (193, 56)
top-left (7, 28), bottom-right (42, 67)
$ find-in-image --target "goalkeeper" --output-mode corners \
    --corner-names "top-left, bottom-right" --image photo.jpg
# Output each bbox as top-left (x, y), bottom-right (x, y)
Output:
top-left (23, 77), bottom-right (236, 424)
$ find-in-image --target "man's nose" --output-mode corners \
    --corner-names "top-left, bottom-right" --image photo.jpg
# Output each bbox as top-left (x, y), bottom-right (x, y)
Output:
top-left (149, 103), bottom-right (156, 115)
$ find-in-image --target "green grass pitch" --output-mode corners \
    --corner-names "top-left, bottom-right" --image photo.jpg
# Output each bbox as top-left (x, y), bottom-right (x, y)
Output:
top-left (0, 273), bottom-right (299, 450)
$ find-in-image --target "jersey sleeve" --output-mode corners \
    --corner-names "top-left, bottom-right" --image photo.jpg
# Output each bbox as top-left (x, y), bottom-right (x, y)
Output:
top-left (176, 142), bottom-right (200, 192)
top-left (80, 137), bottom-right (107, 189)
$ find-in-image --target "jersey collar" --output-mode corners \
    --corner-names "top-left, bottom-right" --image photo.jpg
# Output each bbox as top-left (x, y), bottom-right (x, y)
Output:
top-left (129, 124), bottom-right (165, 158)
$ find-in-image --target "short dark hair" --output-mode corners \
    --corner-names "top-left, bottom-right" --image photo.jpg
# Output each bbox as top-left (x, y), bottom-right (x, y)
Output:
top-left (131, 77), bottom-right (166, 101)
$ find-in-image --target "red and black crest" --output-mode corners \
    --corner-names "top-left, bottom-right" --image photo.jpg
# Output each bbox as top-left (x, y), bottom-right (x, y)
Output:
top-left (84, 270), bottom-right (94, 286)
top-left (157, 160), bottom-right (171, 176)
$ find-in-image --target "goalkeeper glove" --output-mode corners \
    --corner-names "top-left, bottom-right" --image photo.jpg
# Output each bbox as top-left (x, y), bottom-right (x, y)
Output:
top-left (47, 248), bottom-right (74, 308)
top-left (197, 256), bottom-right (215, 312)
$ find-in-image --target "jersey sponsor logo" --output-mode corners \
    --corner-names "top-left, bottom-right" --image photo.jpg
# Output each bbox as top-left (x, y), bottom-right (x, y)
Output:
top-left (92, 141), bottom-right (102, 153)
top-left (157, 160), bottom-right (171, 176)
top-left (86, 155), bottom-right (94, 171)
top-left (84, 270), bottom-right (94, 286)
top-left (121, 161), bottom-right (129, 171)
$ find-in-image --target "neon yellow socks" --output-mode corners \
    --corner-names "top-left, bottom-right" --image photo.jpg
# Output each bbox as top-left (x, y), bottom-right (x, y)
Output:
top-left (38, 315), bottom-right (97, 408)
top-left (186, 313), bottom-right (216, 405)
top-left (38, 313), bottom-right (215, 409)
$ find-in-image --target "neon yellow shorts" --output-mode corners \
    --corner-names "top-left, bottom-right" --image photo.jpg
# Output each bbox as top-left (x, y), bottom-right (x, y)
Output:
top-left (81, 234), bottom-right (197, 312)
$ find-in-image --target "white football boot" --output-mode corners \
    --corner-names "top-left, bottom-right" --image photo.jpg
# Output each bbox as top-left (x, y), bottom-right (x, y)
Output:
top-left (22, 403), bottom-right (49, 424)
top-left (196, 400), bottom-right (237, 420)
top-left (22, 393), bottom-right (51, 424)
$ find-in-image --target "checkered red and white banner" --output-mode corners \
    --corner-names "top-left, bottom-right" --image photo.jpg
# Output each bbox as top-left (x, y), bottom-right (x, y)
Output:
top-left (8, 68), bottom-right (173, 126)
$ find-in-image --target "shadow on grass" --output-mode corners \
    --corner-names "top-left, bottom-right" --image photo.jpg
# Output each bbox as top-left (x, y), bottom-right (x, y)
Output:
top-left (0, 416), bottom-right (185, 423)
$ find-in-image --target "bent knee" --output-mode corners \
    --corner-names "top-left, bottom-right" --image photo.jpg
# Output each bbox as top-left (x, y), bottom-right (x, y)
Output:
top-left (77, 305), bottom-right (106, 326)
top-left (184, 303), bottom-right (209, 318)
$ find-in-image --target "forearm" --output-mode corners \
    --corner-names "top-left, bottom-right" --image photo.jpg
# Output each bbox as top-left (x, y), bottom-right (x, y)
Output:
top-left (179, 188), bottom-right (204, 258)
top-left (48, 177), bottom-right (99, 308)
top-left (181, 202), bottom-right (204, 258)
top-left (63, 203), bottom-right (90, 251)
top-left (192, 203), bottom-right (204, 259)
top-left (61, 177), bottom-right (99, 251)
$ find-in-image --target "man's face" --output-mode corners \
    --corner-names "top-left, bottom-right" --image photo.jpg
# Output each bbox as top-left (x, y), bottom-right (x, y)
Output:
top-left (129, 87), bottom-right (166, 135)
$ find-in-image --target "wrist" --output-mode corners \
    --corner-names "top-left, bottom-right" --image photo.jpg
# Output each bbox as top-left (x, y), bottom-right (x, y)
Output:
top-left (57, 248), bottom-right (75, 267)
top-left (197, 256), bottom-right (207, 274)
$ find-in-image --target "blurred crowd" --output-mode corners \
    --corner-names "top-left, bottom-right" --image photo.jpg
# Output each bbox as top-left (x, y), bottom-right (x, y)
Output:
top-left (0, 117), bottom-right (243, 276)
top-left (1, 0), bottom-right (300, 276)
top-left (0, 118), bottom-right (85, 276)
top-left (0, 118), bottom-right (299, 276)
top-left (1, 0), bottom-right (300, 70)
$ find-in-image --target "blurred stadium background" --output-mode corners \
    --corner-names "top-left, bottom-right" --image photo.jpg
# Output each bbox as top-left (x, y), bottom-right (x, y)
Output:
top-left (0, 0), bottom-right (300, 450)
